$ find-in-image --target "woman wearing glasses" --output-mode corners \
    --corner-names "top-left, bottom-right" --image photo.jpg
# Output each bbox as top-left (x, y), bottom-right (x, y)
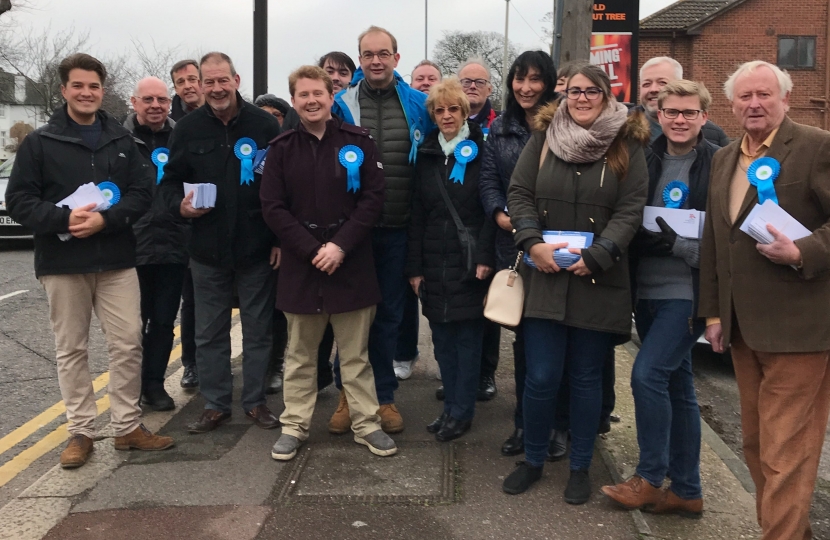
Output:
top-left (406, 78), bottom-right (496, 442)
top-left (478, 51), bottom-right (559, 457)
top-left (502, 64), bottom-right (649, 502)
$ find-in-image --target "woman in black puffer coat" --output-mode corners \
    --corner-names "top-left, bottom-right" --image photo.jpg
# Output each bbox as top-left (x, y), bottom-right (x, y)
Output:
top-left (407, 78), bottom-right (496, 442)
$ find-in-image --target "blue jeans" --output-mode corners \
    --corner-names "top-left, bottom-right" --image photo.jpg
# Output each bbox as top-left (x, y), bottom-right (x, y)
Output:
top-left (334, 228), bottom-right (406, 404)
top-left (396, 287), bottom-right (420, 361)
top-left (632, 299), bottom-right (704, 499)
top-left (430, 319), bottom-right (483, 421)
top-left (523, 318), bottom-right (613, 469)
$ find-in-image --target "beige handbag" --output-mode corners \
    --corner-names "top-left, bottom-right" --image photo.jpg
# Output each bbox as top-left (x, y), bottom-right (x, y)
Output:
top-left (483, 251), bottom-right (524, 327)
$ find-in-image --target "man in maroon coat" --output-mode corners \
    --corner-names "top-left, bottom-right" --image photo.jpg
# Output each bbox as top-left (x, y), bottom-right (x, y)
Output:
top-left (260, 65), bottom-right (396, 460)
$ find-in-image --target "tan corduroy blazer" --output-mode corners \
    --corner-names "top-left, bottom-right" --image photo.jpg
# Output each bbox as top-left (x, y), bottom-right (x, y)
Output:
top-left (699, 117), bottom-right (830, 353)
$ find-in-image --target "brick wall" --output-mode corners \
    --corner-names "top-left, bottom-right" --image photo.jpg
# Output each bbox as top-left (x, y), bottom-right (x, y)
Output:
top-left (641, 0), bottom-right (828, 138)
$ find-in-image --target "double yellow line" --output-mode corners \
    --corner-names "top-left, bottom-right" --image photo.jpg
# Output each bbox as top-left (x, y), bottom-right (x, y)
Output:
top-left (0, 328), bottom-right (183, 488)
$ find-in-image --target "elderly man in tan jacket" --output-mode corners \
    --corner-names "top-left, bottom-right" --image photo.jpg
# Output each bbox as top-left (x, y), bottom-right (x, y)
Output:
top-left (699, 60), bottom-right (830, 539)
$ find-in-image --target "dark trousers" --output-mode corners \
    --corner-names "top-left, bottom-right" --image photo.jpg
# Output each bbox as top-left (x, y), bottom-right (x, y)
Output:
top-left (430, 319), bottom-right (484, 421)
top-left (180, 266), bottom-right (196, 369)
top-left (551, 346), bottom-right (616, 431)
top-left (136, 263), bottom-right (186, 392)
top-left (523, 318), bottom-right (614, 469)
top-left (334, 228), bottom-right (406, 404)
top-left (480, 319), bottom-right (501, 379)
top-left (190, 260), bottom-right (275, 413)
top-left (396, 287), bottom-right (420, 361)
top-left (270, 308), bottom-right (288, 375)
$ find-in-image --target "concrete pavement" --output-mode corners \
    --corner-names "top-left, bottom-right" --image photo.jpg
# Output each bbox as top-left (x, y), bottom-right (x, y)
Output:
top-left (0, 317), bottom-right (762, 540)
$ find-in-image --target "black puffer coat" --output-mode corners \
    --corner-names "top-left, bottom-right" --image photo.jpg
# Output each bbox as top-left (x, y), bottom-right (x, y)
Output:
top-left (478, 113), bottom-right (532, 270)
top-left (406, 121), bottom-right (496, 322)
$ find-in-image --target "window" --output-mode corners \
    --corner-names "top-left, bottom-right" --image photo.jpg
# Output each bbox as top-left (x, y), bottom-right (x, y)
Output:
top-left (0, 105), bottom-right (5, 118)
top-left (778, 36), bottom-right (816, 69)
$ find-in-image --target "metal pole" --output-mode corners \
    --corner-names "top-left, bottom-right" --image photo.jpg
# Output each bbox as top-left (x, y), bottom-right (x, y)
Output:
top-left (425, 0), bottom-right (428, 59)
top-left (502, 0), bottom-right (510, 108)
top-left (550, 0), bottom-right (555, 57)
top-left (253, 0), bottom-right (268, 98)
top-left (553, 0), bottom-right (565, 68)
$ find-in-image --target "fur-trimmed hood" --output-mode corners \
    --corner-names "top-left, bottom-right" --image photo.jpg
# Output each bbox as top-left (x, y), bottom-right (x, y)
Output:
top-left (531, 99), bottom-right (650, 147)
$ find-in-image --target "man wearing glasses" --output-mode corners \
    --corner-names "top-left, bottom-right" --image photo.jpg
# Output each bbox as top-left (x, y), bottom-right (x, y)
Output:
top-left (458, 58), bottom-right (498, 134)
top-left (125, 77), bottom-right (189, 411)
top-left (330, 26), bottom-right (434, 435)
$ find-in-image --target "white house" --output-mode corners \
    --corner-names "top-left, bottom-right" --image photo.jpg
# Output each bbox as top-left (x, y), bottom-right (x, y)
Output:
top-left (0, 71), bottom-right (47, 161)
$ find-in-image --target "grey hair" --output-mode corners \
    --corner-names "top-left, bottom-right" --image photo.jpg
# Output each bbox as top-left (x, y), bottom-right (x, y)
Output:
top-left (457, 57), bottom-right (492, 81)
top-left (724, 60), bottom-right (793, 101)
top-left (133, 76), bottom-right (168, 97)
top-left (639, 56), bottom-right (683, 81)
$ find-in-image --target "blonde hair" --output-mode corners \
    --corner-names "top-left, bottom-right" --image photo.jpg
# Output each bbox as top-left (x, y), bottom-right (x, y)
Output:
top-left (288, 65), bottom-right (333, 97)
top-left (425, 78), bottom-right (470, 122)
top-left (657, 79), bottom-right (712, 111)
top-left (724, 60), bottom-right (793, 101)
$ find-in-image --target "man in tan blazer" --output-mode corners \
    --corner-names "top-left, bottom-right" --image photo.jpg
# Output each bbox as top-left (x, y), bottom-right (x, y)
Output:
top-left (699, 60), bottom-right (830, 539)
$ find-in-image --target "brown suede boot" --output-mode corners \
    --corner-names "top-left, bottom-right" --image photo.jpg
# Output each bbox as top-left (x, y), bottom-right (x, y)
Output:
top-left (114, 424), bottom-right (174, 451)
top-left (600, 475), bottom-right (662, 510)
top-left (60, 434), bottom-right (94, 469)
top-left (649, 488), bottom-right (704, 518)
top-left (328, 389), bottom-right (352, 434)
top-left (378, 403), bottom-right (404, 434)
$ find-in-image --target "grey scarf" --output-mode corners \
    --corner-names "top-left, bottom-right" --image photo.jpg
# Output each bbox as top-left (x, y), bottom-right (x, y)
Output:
top-left (546, 99), bottom-right (629, 163)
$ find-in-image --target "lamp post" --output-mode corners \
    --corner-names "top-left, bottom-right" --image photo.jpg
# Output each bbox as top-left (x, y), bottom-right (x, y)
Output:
top-left (253, 0), bottom-right (268, 97)
top-left (502, 0), bottom-right (510, 107)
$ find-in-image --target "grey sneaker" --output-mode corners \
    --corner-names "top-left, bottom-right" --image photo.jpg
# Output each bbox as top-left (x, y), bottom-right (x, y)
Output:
top-left (354, 429), bottom-right (398, 457)
top-left (271, 434), bottom-right (302, 461)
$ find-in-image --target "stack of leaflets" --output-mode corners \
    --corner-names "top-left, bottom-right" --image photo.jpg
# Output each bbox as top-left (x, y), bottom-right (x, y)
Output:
top-left (739, 199), bottom-right (810, 245)
top-left (523, 231), bottom-right (594, 270)
top-left (183, 183), bottom-right (217, 209)
top-left (55, 182), bottom-right (112, 241)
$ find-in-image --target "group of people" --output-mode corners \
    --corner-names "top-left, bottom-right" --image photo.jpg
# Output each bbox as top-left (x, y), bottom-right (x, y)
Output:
top-left (5, 22), bottom-right (830, 540)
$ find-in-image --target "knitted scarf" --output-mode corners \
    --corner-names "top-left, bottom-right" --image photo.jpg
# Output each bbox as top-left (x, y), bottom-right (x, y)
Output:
top-left (546, 99), bottom-right (628, 163)
top-left (438, 122), bottom-right (470, 156)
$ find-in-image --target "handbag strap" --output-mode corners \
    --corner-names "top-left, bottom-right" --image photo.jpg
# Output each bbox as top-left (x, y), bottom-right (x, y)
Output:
top-left (432, 169), bottom-right (467, 237)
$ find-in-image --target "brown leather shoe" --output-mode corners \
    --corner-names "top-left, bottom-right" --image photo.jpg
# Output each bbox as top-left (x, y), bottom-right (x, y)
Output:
top-left (114, 424), bottom-right (174, 451)
top-left (649, 488), bottom-right (704, 518)
top-left (378, 403), bottom-right (404, 434)
top-left (60, 434), bottom-right (94, 469)
top-left (328, 389), bottom-right (351, 434)
top-left (246, 404), bottom-right (280, 429)
top-left (187, 409), bottom-right (232, 434)
top-left (600, 475), bottom-right (662, 510)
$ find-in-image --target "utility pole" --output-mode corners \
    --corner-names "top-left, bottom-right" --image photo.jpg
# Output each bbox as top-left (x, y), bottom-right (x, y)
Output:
top-left (425, 0), bottom-right (428, 59)
top-left (253, 0), bottom-right (268, 98)
top-left (558, 0), bottom-right (593, 66)
top-left (502, 0), bottom-right (510, 107)
top-left (552, 0), bottom-right (565, 67)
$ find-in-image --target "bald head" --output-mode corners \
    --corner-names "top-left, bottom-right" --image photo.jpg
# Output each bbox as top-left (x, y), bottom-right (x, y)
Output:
top-left (131, 76), bottom-right (171, 131)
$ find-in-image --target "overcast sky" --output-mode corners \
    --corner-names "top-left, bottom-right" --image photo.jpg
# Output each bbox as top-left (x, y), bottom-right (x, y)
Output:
top-left (8, 0), bottom-right (675, 98)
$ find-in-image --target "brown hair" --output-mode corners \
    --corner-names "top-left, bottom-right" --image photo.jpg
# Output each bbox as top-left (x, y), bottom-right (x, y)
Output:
top-left (170, 59), bottom-right (199, 83)
top-left (657, 79), bottom-right (712, 111)
top-left (58, 53), bottom-right (107, 86)
top-left (200, 52), bottom-right (237, 77)
top-left (425, 78), bottom-right (470, 122)
top-left (288, 65), bottom-right (333, 97)
top-left (413, 59), bottom-right (442, 74)
top-left (317, 51), bottom-right (356, 76)
top-left (358, 26), bottom-right (398, 54)
top-left (567, 63), bottom-right (630, 181)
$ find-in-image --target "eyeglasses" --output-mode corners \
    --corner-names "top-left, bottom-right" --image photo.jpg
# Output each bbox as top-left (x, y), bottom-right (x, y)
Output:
top-left (137, 96), bottom-right (171, 105)
top-left (434, 105), bottom-right (461, 115)
top-left (661, 108), bottom-right (703, 120)
top-left (565, 87), bottom-right (604, 100)
top-left (360, 50), bottom-right (393, 61)
top-left (460, 78), bottom-right (489, 89)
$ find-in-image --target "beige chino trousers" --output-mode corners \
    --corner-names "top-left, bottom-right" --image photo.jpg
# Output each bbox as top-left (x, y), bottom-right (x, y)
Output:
top-left (40, 269), bottom-right (143, 438)
top-left (281, 306), bottom-right (381, 440)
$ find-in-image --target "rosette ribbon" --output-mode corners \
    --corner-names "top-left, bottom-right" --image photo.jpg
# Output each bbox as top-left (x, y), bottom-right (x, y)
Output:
top-left (151, 147), bottom-right (169, 184)
top-left (747, 157), bottom-right (781, 205)
top-left (97, 181), bottom-right (121, 206)
top-left (662, 181), bottom-right (689, 209)
top-left (450, 140), bottom-right (478, 184)
top-left (339, 145), bottom-right (364, 193)
top-left (234, 137), bottom-right (257, 185)
top-left (409, 125), bottom-right (423, 164)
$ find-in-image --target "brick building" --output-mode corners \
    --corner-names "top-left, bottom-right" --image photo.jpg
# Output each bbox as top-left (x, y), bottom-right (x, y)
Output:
top-left (640, 0), bottom-right (830, 137)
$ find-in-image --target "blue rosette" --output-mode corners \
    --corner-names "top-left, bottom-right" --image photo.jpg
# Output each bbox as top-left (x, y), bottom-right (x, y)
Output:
top-left (339, 145), bottom-right (364, 193)
top-left (747, 157), bottom-right (781, 205)
top-left (234, 137), bottom-right (258, 185)
top-left (662, 181), bottom-right (689, 209)
top-left (97, 181), bottom-right (121, 206)
top-left (450, 140), bottom-right (478, 184)
top-left (409, 124), bottom-right (423, 164)
top-left (150, 147), bottom-right (169, 184)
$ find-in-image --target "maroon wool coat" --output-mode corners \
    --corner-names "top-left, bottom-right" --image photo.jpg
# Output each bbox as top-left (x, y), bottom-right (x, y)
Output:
top-left (260, 117), bottom-right (385, 315)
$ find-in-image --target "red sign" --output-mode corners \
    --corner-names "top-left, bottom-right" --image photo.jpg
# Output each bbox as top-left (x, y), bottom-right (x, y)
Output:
top-left (590, 33), bottom-right (633, 103)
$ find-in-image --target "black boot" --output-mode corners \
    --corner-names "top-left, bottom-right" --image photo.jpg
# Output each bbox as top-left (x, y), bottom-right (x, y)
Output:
top-left (547, 429), bottom-right (568, 461)
top-left (501, 428), bottom-right (524, 456)
top-left (141, 387), bottom-right (175, 411)
top-left (477, 375), bottom-right (497, 401)
top-left (564, 469), bottom-right (591, 505)
top-left (435, 386), bottom-right (444, 400)
top-left (426, 412), bottom-right (448, 434)
top-left (503, 462), bottom-right (543, 494)
top-left (180, 365), bottom-right (198, 389)
top-left (435, 417), bottom-right (471, 442)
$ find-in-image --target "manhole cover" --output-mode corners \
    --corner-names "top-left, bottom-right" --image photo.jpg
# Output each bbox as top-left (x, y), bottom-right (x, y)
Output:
top-left (274, 441), bottom-right (456, 504)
